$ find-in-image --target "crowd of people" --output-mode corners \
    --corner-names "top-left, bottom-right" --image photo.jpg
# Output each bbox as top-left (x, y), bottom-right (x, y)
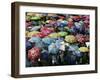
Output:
top-left (25, 12), bottom-right (90, 67)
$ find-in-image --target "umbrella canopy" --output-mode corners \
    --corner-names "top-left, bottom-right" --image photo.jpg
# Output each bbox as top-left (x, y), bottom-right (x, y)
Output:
top-left (28, 37), bottom-right (42, 43)
top-left (42, 37), bottom-right (55, 45)
top-left (48, 43), bottom-right (59, 55)
top-left (68, 44), bottom-right (79, 51)
top-left (27, 12), bottom-right (35, 16)
top-left (40, 27), bottom-right (54, 36)
top-left (58, 32), bottom-right (68, 37)
top-left (79, 47), bottom-right (89, 52)
top-left (65, 35), bottom-right (77, 43)
top-left (27, 31), bottom-right (40, 37)
top-left (32, 32), bottom-right (46, 38)
top-left (48, 33), bottom-right (59, 38)
top-left (30, 16), bottom-right (41, 21)
top-left (30, 26), bottom-right (41, 31)
top-left (41, 49), bottom-right (49, 60)
top-left (28, 47), bottom-right (41, 63)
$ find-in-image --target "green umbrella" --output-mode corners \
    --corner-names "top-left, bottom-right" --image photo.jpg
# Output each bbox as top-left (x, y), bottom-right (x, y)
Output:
top-left (58, 32), bottom-right (68, 37)
top-left (30, 16), bottom-right (41, 20)
top-left (48, 33), bottom-right (59, 38)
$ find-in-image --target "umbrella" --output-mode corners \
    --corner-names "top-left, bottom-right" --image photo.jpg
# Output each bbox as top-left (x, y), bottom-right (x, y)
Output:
top-left (42, 37), bottom-right (55, 45)
top-left (57, 20), bottom-right (68, 27)
top-left (35, 41), bottom-right (44, 49)
top-left (28, 47), bottom-right (41, 63)
top-left (26, 22), bottom-right (32, 27)
top-left (27, 31), bottom-right (39, 37)
top-left (30, 16), bottom-right (41, 21)
top-left (76, 34), bottom-right (86, 43)
top-left (26, 41), bottom-right (33, 51)
top-left (67, 21), bottom-right (74, 28)
top-left (72, 15), bottom-right (81, 22)
top-left (65, 35), bottom-right (77, 43)
top-left (58, 32), bottom-right (68, 37)
top-left (79, 47), bottom-right (89, 52)
top-left (27, 12), bottom-right (35, 16)
top-left (30, 26), bottom-right (41, 31)
top-left (32, 32), bottom-right (46, 38)
top-left (41, 27), bottom-right (54, 36)
top-left (55, 38), bottom-right (64, 49)
top-left (28, 37), bottom-right (42, 43)
top-left (48, 33), bottom-right (59, 38)
top-left (48, 43), bottom-right (59, 55)
top-left (76, 34), bottom-right (89, 43)
top-left (41, 49), bottom-right (49, 60)
top-left (68, 44), bottom-right (79, 52)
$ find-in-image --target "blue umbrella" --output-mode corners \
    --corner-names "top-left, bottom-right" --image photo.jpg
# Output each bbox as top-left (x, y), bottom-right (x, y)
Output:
top-left (28, 37), bottom-right (42, 43)
top-left (41, 49), bottom-right (49, 60)
top-left (35, 41), bottom-right (44, 49)
top-left (48, 43), bottom-right (59, 55)
top-left (55, 38), bottom-right (64, 49)
top-left (26, 41), bottom-right (33, 51)
top-left (68, 44), bottom-right (79, 52)
top-left (42, 37), bottom-right (56, 45)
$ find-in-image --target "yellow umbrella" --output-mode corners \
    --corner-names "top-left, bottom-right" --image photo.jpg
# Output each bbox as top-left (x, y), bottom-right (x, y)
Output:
top-left (27, 12), bottom-right (35, 16)
top-left (48, 33), bottom-right (59, 38)
top-left (79, 47), bottom-right (89, 52)
top-left (65, 35), bottom-right (77, 43)
top-left (27, 31), bottom-right (40, 37)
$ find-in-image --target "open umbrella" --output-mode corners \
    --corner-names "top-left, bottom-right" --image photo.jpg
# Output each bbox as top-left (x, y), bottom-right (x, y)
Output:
top-left (30, 26), bottom-right (41, 31)
top-left (48, 33), bottom-right (59, 38)
top-left (42, 37), bottom-right (55, 45)
top-left (48, 43), bottom-right (59, 55)
top-left (30, 16), bottom-right (41, 21)
top-left (28, 37), bottom-right (42, 43)
top-left (79, 47), bottom-right (89, 53)
top-left (76, 34), bottom-right (86, 43)
top-left (27, 31), bottom-right (39, 37)
top-left (27, 12), bottom-right (35, 16)
top-left (40, 27), bottom-right (54, 36)
top-left (58, 32), bottom-right (68, 37)
top-left (65, 35), bottom-right (77, 43)
top-left (32, 32), bottom-right (46, 38)
top-left (28, 47), bottom-right (41, 63)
